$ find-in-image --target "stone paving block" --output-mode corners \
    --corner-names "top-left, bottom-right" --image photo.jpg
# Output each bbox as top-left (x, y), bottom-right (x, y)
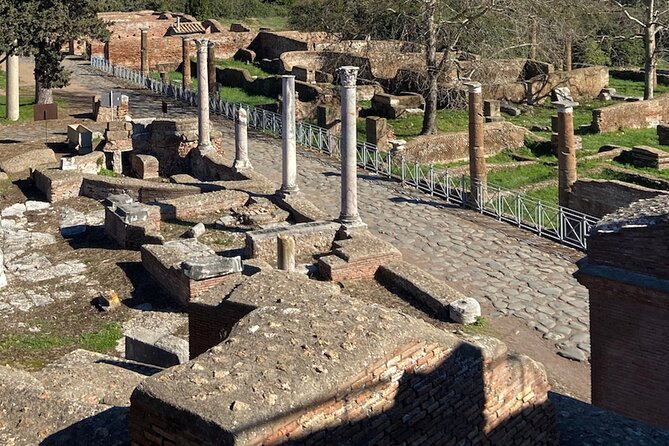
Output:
top-left (125, 327), bottom-right (188, 368)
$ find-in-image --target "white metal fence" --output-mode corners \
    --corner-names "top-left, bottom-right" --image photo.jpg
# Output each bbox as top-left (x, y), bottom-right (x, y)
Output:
top-left (90, 56), bottom-right (599, 250)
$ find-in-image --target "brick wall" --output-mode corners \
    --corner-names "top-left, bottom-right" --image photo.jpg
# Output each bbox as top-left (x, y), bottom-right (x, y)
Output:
top-left (577, 273), bottom-right (669, 428)
top-left (318, 252), bottom-right (402, 282)
top-left (33, 169), bottom-right (83, 203)
top-left (156, 190), bottom-right (249, 221)
top-left (141, 245), bottom-right (239, 306)
top-left (80, 175), bottom-right (201, 202)
top-left (130, 340), bottom-right (556, 445)
top-left (568, 179), bottom-right (668, 218)
top-left (592, 94), bottom-right (669, 133)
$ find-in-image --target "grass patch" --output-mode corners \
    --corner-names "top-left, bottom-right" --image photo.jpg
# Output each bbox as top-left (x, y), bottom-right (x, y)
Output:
top-left (215, 59), bottom-right (271, 78)
top-left (462, 316), bottom-right (488, 334)
top-left (579, 128), bottom-right (664, 154)
top-left (78, 322), bottom-right (123, 352)
top-left (487, 163), bottom-right (556, 190)
top-left (0, 333), bottom-right (71, 352)
top-left (609, 78), bottom-right (669, 98)
top-left (219, 86), bottom-right (275, 107)
top-left (524, 184), bottom-right (559, 204)
top-left (0, 95), bottom-right (37, 123)
top-left (98, 167), bottom-right (117, 177)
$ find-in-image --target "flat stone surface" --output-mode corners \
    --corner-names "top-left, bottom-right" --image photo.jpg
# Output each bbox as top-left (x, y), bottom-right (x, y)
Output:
top-left (181, 255), bottom-right (242, 280)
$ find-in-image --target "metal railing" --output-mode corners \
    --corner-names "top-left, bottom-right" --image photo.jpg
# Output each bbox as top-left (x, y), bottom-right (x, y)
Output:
top-left (90, 56), bottom-right (598, 250)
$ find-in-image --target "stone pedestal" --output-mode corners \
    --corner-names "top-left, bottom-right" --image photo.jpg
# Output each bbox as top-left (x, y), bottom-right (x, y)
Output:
top-left (554, 101), bottom-right (578, 207)
top-left (365, 116), bottom-right (392, 151)
top-left (233, 108), bottom-right (252, 171)
top-left (182, 37), bottom-right (192, 90)
top-left (5, 53), bottom-right (19, 122)
top-left (140, 29), bottom-right (149, 76)
top-left (467, 82), bottom-right (487, 208)
top-left (483, 100), bottom-right (502, 123)
top-left (279, 75), bottom-right (299, 196)
top-left (337, 66), bottom-right (364, 230)
top-left (195, 39), bottom-right (213, 153)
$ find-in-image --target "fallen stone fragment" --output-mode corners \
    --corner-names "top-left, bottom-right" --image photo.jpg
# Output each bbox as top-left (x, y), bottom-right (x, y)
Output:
top-left (186, 222), bottom-right (206, 238)
top-left (24, 200), bottom-right (51, 212)
top-left (180, 255), bottom-right (242, 280)
top-left (94, 290), bottom-right (121, 312)
top-left (449, 297), bottom-right (482, 325)
top-left (557, 346), bottom-right (587, 362)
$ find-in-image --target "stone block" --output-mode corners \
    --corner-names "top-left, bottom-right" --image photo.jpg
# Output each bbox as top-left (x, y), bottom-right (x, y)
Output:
top-left (449, 297), bottom-right (481, 324)
top-left (180, 255), bottom-right (242, 280)
top-left (186, 222), bottom-right (206, 238)
top-left (115, 202), bottom-right (149, 224)
top-left (105, 129), bottom-right (130, 142)
top-left (125, 327), bottom-right (188, 368)
top-left (131, 153), bottom-right (159, 179)
top-left (483, 100), bottom-right (501, 118)
top-left (657, 124), bottom-right (669, 146)
top-left (67, 124), bottom-right (94, 155)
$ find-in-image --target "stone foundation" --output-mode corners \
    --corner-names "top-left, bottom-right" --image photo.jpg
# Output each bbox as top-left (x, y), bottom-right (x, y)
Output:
top-left (568, 179), bottom-right (668, 218)
top-left (318, 231), bottom-right (402, 281)
top-left (155, 189), bottom-right (249, 221)
top-left (104, 195), bottom-right (163, 249)
top-left (591, 94), bottom-right (669, 133)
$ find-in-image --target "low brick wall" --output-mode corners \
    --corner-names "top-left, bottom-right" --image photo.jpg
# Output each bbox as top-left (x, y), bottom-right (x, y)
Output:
top-left (33, 169), bottom-right (84, 203)
top-left (568, 179), bottom-right (668, 218)
top-left (104, 205), bottom-right (162, 250)
top-left (592, 94), bottom-right (669, 133)
top-left (156, 189), bottom-right (249, 221)
top-left (80, 175), bottom-right (202, 202)
top-left (141, 243), bottom-right (239, 306)
top-left (130, 339), bottom-right (556, 445)
top-left (405, 122), bottom-right (528, 164)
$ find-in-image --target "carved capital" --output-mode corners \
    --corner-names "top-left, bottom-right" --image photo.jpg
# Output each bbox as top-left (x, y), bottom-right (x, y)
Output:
top-left (194, 38), bottom-right (210, 54)
top-left (337, 66), bottom-right (359, 88)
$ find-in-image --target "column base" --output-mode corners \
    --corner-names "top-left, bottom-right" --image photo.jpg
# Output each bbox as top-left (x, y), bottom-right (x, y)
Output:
top-left (233, 159), bottom-right (253, 173)
top-left (337, 216), bottom-right (367, 238)
top-left (276, 186), bottom-right (300, 198)
top-left (197, 143), bottom-right (214, 155)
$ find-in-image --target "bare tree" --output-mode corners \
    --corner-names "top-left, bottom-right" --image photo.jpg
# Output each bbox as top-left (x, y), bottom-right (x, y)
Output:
top-left (609, 0), bottom-right (669, 99)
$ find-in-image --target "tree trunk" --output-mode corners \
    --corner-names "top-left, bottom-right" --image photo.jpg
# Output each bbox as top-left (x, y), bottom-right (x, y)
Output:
top-left (529, 17), bottom-right (538, 60)
top-left (644, 23), bottom-right (656, 100)
top-left (421, 0), bottom-right (438, 136)
top-left (37, 86), bottom-right (53, 104)
top-left (563, 36), bottom-right (572, 72)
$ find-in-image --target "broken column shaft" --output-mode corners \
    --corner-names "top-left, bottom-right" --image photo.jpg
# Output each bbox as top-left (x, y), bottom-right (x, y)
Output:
top-left (140, 29), bottom-right (149, 76)
top-left (467, 82), bottom-right (487, 207)
top-left (337, 66), bottom-right (363, 227)
top-left (195, 38), bottom-right (213, 153)
top-left (277, 234), bottom-right (296, 272)
top-left (234, 107), bottom-right (252, 171)
top-left (555, 101), bottom-right (578, 207)
top-left (5, 51), bottom-right (19, 122)
top-left (279, 75), bottom-right (299, 195)
top-left (182, 37), bottom-right (191, 90)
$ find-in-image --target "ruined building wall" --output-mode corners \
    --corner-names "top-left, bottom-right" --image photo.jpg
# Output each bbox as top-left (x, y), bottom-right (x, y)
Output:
top-left (568, 179), bottom-right (668, 218)
top-left (130, 339), bottom-right (556, 445)
top-left (592, 94), bottom-right (669, 133)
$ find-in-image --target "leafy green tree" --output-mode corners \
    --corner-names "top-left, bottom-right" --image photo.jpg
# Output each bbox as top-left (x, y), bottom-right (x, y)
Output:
top-left (0, 0), bottom-right (109, 104)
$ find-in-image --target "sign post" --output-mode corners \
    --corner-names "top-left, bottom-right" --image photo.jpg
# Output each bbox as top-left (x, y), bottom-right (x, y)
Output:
top-left (34, 103), bottom-right (59, 144)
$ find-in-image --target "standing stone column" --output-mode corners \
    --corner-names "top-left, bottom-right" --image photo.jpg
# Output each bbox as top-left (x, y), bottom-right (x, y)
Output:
top-left (555, 101), bottom-right (578, 207)
top-left (234, 108), bottom-right (252, 171)
top-left (467, 82), bottom-right (487, 207)
top-left (182, 37), bottom-right (192, 90)
top-left (104, 42), bottom-right (110, 61)
top-left (5, 52), bottom-right (19, 122)
top-left (195, 38), bottom-right (213, 153)
top-left (207, 42), bottom-right (217, 96)
top-left (279, 75), bottom-right (299, 195)
top-left (337, 66), bottom-right (364, 228)
top-left (140, 28), bottom-right (149, 76)
top-left (564, 36), bottom-right (573, 72)
top-left (277, 234), bottom-right (296, 272)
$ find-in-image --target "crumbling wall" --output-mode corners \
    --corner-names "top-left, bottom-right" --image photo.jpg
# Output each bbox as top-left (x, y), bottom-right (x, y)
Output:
top-left (247, 31), bottom-right (331, 61)
top-left (592, 94), bottom-right (669, 133)
top-left (405, 122), bottom-right (528, 164)
top-left (568, 179), bottom-right (668, 218)
top-left (130, 338), bottom-right (556, 445)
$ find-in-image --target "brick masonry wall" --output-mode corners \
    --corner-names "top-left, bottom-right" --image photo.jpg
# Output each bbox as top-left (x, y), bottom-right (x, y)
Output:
top-left (592, 94), bottom-right (669, 133)
top-left (130, 340), bottom-right (557, 445)
top-left (80, 175), bottom-right (201, 202)
top-left (318, 252), bottom-right (403, 282)
top-left (33, 170), bottom-right (83, 203)
top-left (141, 245), bottom-right (240, 307)
top-left (578, 273), bottom-right (669, 428)
top-left (568, 179), bottom-right (668, 218)
top-left (158, 190), bottom-right (248, 221)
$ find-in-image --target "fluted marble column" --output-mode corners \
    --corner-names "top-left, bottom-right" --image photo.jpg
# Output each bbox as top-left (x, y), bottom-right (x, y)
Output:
top-left (337, 66), bottom-right (363, 227)
top-left (195, 38), bottom-right (213, 153)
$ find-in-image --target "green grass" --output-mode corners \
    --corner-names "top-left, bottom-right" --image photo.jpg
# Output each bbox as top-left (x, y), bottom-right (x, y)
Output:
top-left (609, 78), bottom-right (669, 98)
top-left (78, 322), bottom-right (123, 351)
top-left (98, 167), bottom-right (118, 177)
top-left (579, 128), bottom-right (664, 154)
top-left (524, 184), bottom-right (559, 204)
top-left (487, 163), bottom-right (556, 190)
top-left (0, 322), bottom-right (122, 355)
top-left (215, 59), bottom-right (271, 78)
top-left (219, 86), bottom-right (275, 106)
